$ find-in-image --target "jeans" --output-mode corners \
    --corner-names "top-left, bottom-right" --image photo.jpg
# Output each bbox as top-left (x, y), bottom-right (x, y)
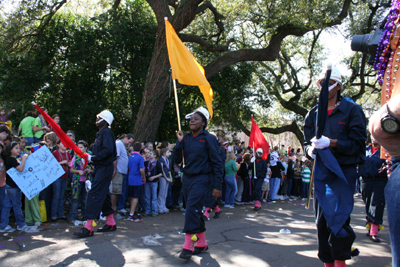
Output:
top-left (293, 179), bottom-right (302, 197)
top-left (0, 186), bottom-right (5, 215)
top-left (287, 179), bottom-right (293, 197)
top-left (51, 178), bottom-right (67, 219)
top-left (166, 182), bottom-right (172, 207)
top-left (24, 137), bottom-right (33, 146)
top-left (224, 176), bottom-right (237, 206)
top-left (385, 159), bottom-right (400, 267)
top-left (303, 182), bottom-right (310, 198)
top-left (117, 174), bottom-right (129, 210)
top-left (269, 177), bottom-right (281, 200)
top-left (158, 178), bottom-right (169, 212)
top-left (145, 182), bottom-right (158, 214)
top-left (33, 136), bottom-right (42, 144)
top-left (235, 177), bottom-right (244, 202)
top-left (0, 185), bottom-right (26, 228)
top-left (68, 182), bottom-right (88, 221)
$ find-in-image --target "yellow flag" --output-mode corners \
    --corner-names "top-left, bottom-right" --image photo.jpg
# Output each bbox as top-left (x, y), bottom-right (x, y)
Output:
top-left (165, 19), bottom-right (213, 119)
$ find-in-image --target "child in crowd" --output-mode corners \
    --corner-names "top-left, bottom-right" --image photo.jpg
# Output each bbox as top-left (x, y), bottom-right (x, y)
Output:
top-left (301, 160), bottom-right (312, 200)
top-left (157, 148), bottom-right (173, 214)
top-left (262, 163), bottom-right (272, 202)
top-left (44, 132), bottom-right (58, 152)
top-left (0, 107), bottom-right (15, 129)
top-left (49, 114), bottom-right (60, 133)
top-left (127, 142), bottom-right (145, 222)
top-left (51, 140), bottom-right (71, 221)
top-left (144, 149), bottom-right (162, 216)
top-left (0, 142), bottom-right (28, 232)
top-left (68, 140), bottom-right (93, 223)
top-left (293, 160), bottom-right (303, 198)
top-left (24, 146), bottom-right (42, 227)
top-left (0, 143), bottom-right (5, 216)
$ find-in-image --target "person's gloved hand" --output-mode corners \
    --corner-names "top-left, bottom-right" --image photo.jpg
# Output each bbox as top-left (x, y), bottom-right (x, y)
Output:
top-left (253, 176), bottom-right (257, 179)
top-left (87, 154), bottom-right (92, 163)
top-left (250, 157), bottom-right (255, 163)
top-left (85, 180), bottom-right (92, 192)
top-left (311, 136), bottom-right (330, 149)
top-left (307, 147), bottom-right (316, 159)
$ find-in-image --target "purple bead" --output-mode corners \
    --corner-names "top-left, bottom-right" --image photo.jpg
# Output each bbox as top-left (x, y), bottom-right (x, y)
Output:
top-left (379, 80), bottom-right (384, 86)
top-left (383, 63), bottom-right (387, 69)
top-left (386, 23), bottom-right (394, 30)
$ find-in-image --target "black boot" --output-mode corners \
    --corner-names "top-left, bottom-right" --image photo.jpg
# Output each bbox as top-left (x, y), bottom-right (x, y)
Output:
top-left (179, 249), bottom-right (193, 260)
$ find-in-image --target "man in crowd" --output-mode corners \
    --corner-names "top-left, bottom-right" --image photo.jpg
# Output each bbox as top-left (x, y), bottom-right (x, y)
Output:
top-left (32, 107), bottom-right (50, 143)
top-left (112, 134), bottom-right (134, 213)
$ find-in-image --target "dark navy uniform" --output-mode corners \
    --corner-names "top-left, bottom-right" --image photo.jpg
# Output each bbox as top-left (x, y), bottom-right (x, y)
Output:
top-left (359, 146), bottom-right (387, 226)
top-left (252, 158), bottom-right (268, 201)
top-left (85, 127), bottom-right (117, 220)
top-left (204, 147), bottom-right (225, 209)
top-left (172, 130), bottom-right (224, 234)
top-left (304, 97), bottom-right (366, 262)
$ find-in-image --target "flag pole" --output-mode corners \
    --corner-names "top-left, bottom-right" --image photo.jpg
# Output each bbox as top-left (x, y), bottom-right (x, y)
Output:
top-left (173, 79), bottom-right (182, 131)
top-left (253, 141), bottom-right (256, 177)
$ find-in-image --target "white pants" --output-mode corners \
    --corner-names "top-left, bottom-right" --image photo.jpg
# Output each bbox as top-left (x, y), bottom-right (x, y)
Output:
top-left (157, 178), bottom-right (168, 212)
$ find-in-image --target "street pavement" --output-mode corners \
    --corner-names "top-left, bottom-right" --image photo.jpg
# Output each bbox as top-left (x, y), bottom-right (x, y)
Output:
top-left (0, 195), bottom-right (393, 267)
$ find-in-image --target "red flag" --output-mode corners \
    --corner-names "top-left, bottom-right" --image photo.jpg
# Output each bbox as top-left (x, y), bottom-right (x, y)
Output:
top-left (31, 102), bottom-right (88, 167)
top-left (249, 116), bottom-right (269, 160)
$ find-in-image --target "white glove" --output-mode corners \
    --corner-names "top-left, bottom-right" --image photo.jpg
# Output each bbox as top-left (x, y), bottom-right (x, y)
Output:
top-left (87, 155), bottom-right (92, 163)
top-left (253, 176), bottom-right (257, 179)
top-left (307, 147), bottom-right (316, 160)
top-left (264, 177), bottom-right (269, 182)
top-left (311, 136), bottom-right (330, 149)
top-left (85, 180), bottom-right (92, 192)
top-left (250, 157), bottom-right (255, 163)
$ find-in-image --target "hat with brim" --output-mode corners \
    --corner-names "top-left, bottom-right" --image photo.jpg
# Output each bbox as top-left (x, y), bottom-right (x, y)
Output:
top-left (185, 107), bottom-right (210, 121)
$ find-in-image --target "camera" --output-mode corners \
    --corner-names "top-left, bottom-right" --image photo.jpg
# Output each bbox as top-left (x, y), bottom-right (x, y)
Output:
top-left (351, 17), bottom-right (387, 65)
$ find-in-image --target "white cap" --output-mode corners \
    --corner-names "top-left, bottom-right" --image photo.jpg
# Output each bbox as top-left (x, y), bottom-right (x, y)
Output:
top-left (256, 148), bottom-right (263, 154)
top-left (97, 110), bottom-right (114, 126)
top-left (185, 107), bottom-right (210, 121)
top-left (316, 66), bottom-right (343, 90)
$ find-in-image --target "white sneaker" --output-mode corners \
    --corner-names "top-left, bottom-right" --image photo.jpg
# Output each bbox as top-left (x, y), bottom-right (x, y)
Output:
top-left (223, 204), bottom-right (231, 208)
top-left (180, 207), bottom-right (185, 212)
top-left (228, 205), bottom-right (235, 208)
top-left (282, 195), bottom-right (289, 200)
top-left (0, 225), bottom-right (16, 232)
top-left (164, 209), bottom-right (170, 214)
top-left (34, 222), bottom-right (42, 226)
top-left (117, 208), bottom-right (128, 213)
top-left (262, 199), bottom-right (267, 203)
top-left (302, 198), bottom-right (307, 201)
top-left (17, 224), bottom-right (28, 231)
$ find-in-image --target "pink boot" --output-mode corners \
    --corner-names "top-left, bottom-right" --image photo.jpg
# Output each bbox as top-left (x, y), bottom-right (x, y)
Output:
top-left (334, 260), bottom-right (346, 267)
top-left (193, 232), bottom-right (208, 255)
top-left (324, 262), bottom-right (334, 267)
top-left (370, 223), bottom-right (381, 242)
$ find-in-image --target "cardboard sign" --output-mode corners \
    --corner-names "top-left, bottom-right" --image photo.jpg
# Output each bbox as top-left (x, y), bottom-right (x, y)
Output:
top-left (6, 146), bottom-right (65, 200)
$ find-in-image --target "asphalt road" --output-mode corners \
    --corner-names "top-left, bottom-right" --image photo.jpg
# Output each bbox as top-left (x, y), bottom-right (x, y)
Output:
top-left (0, 195), bottom-right (393, 267)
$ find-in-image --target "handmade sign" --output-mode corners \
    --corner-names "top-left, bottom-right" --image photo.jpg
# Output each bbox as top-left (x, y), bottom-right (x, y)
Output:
top-left (6, 146), bottom-right (65, 200)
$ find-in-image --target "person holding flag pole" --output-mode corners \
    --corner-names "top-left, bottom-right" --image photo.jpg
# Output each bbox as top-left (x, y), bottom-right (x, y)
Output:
top-left (303, 64), bottom-right (366, 267)
top-left (248, 116), bottom-right (270, 211)
top-left (165, 17), bottom-right (224, 260)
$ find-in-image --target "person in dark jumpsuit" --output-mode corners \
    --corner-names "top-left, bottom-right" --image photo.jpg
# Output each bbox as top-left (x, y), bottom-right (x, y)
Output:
top-left (74, 110), bottom-right (117, 237)
top-left (172, 107), bottom-right (224, 260)
top-left (304, 67), bottom-right (366, 267)
top-left (251, 148), bottom-right (268, 211)
top-left (359, 137), bottom-right (387, 243)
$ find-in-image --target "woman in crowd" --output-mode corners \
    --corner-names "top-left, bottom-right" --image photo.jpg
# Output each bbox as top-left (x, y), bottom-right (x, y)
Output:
top-left (224, 151), bottom-right (238, 208)
top-left (144, 149), bottom-right (162, 216)
top-left (359, 137), bottom-right (388, 243)
top-left (157, 148), bottom-right (172, 214)
top-left (172, 107), bottom-right (224, 260)
top-left (0, 142), bottom-right (28, 232)
top-left (238, 153), bottom-right (252, 204)
top-left (51, 140), bottom-right (71, 221)
top-left (68, 140), bottom-right (93, 223)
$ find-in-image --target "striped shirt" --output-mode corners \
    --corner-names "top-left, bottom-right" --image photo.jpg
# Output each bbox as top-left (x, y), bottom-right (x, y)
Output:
top-left (302, 167), bottom-right (311, 183)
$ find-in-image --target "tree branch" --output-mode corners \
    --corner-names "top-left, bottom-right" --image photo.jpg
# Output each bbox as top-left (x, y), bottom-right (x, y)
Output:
top-left (179, 34), bottom-right (234, 51)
